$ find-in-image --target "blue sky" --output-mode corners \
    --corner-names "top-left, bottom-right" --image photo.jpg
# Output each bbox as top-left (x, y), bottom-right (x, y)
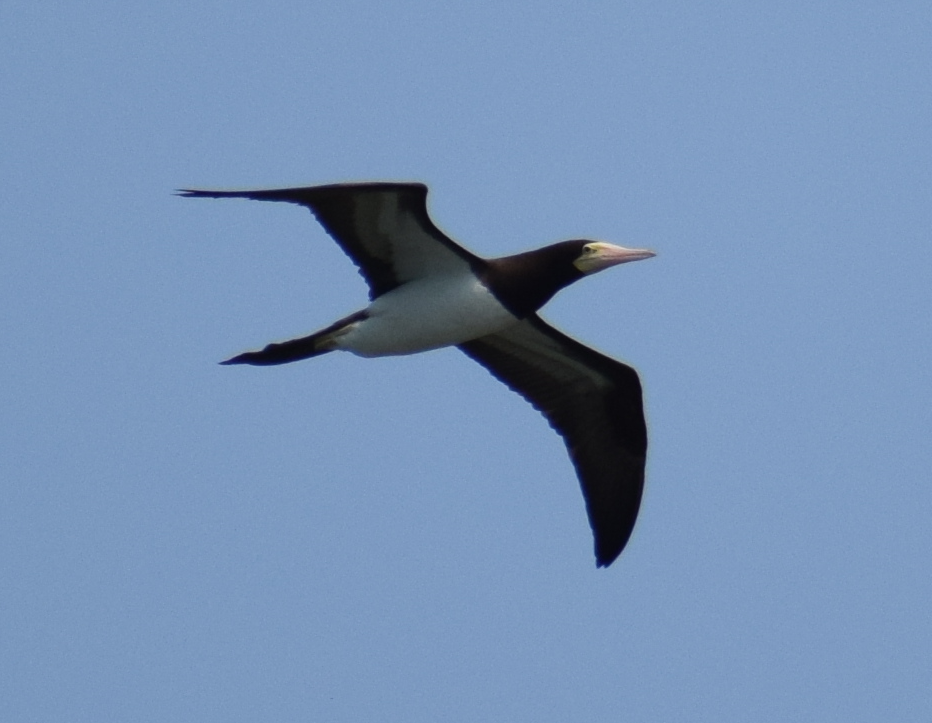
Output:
top-left (3, 2), bottom-right (930, 721)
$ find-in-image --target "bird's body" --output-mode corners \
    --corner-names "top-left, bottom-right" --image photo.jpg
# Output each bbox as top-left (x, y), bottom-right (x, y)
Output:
top-left (180, 182), bottom-right (655, 567)
top-left (338, 271), bottom-right (518, 357)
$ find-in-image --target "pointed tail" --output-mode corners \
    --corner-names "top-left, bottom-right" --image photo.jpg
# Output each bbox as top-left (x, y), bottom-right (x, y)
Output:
top-left (221, 310), bottom-right (367, 366)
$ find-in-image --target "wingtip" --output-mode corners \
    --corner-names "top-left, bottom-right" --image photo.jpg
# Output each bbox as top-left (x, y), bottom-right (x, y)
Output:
top-left (594, 543), bottom-right (624, 568)
top-left (219, 354), bottom-right (248, 365)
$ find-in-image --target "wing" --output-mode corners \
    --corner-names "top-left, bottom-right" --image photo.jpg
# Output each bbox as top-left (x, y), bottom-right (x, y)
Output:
top-left (458, 315), bottom-right (648, 567)
top-left (178, 183), bottom-right (482, 298)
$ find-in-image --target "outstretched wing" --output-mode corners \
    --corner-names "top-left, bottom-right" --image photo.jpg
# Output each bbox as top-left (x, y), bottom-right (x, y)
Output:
top-left (459, 315), bottom-right (648, 567)
top-left (178, 183), bottom-right (482, 298)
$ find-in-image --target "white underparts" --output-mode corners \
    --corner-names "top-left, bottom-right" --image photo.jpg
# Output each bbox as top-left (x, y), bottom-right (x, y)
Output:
top-left (333, 273), bottom-right (519, 357)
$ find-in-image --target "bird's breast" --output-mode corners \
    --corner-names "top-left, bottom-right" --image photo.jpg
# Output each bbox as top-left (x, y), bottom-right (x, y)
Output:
top-left (336, 273), bottom-right (519, 357)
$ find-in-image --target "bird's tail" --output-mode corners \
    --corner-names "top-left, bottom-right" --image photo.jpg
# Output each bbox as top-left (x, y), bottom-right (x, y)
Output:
top-left (220, 310), bottom-right (368, 366)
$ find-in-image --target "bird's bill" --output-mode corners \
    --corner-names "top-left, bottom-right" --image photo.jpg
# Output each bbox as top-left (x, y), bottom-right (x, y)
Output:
top-left (574, 242), bottom-right (656, 274)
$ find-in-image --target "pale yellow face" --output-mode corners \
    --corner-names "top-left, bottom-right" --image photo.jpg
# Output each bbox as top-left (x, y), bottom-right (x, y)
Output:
top-left (573, 242), bottom-right (656, 274)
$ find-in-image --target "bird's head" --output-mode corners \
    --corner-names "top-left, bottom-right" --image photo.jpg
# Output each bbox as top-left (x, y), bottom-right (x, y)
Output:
top-left (486, 239), bottom-right (656, 317)
top-left (572, 241), bottom-right (656, 275)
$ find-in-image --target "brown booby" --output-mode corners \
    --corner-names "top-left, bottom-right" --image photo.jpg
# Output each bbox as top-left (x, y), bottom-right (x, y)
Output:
top-left (180, 183), bottom-right (655, 567)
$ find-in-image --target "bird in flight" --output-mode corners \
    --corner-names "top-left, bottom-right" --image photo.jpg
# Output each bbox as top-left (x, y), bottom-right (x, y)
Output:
top-left (180, 183), bottom-right (654, 566)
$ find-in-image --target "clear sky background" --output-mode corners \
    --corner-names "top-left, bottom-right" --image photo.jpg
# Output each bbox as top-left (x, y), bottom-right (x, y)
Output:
top-left (3, 2), bottom-right (930, 721)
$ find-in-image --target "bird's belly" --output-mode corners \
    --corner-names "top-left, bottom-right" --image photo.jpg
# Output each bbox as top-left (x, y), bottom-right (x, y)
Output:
top-left (336, 275), bottom-right (519, 357)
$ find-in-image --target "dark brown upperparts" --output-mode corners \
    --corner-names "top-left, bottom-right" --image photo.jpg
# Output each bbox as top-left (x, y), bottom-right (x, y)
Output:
top-left (482, 240), bottom-right (589, 318)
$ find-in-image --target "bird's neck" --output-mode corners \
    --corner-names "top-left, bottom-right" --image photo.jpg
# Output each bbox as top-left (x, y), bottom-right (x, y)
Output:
top-left (482, 243), bottom-right (585, 317)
